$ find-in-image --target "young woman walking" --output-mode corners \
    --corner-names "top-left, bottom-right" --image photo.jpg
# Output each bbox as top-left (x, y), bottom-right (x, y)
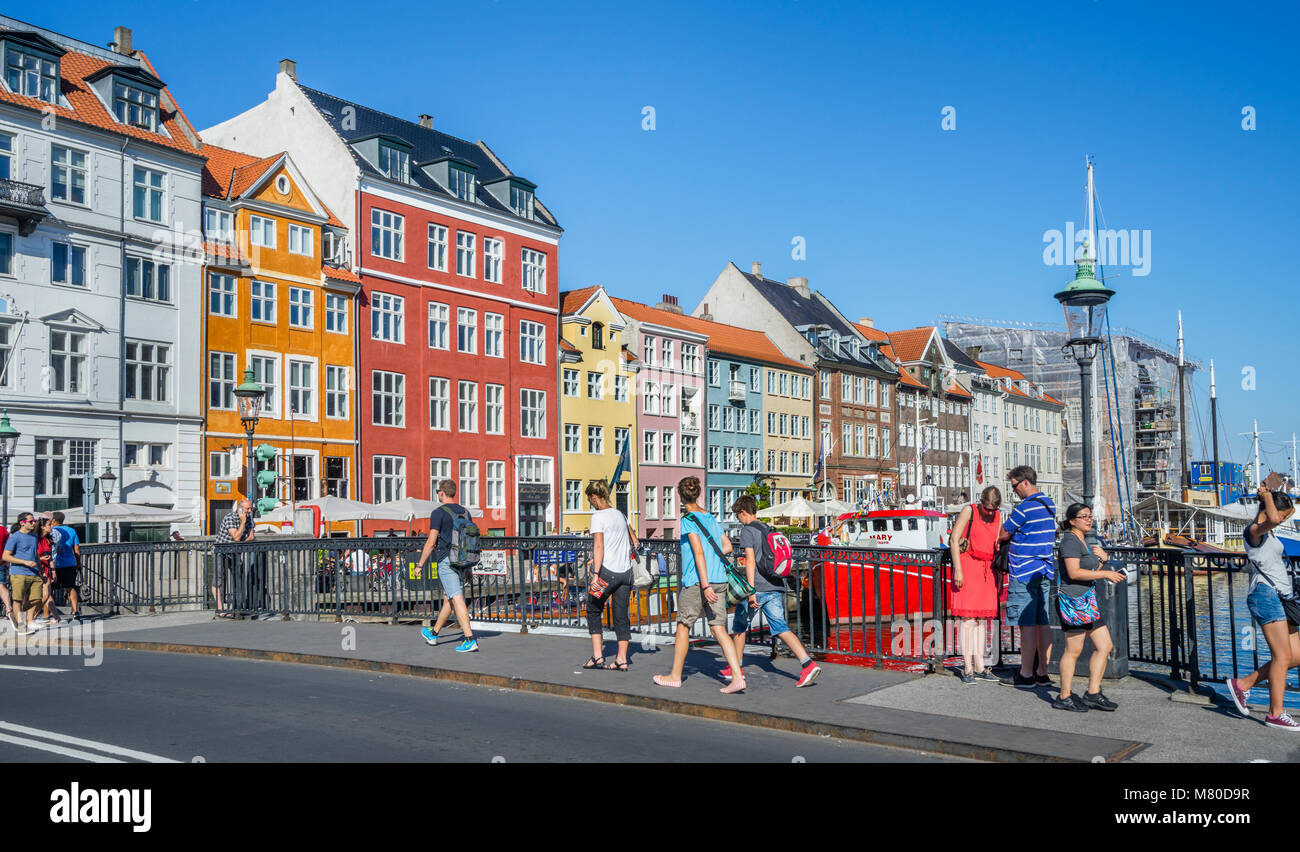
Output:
top-left (581, 481), bottom-right (639, 672)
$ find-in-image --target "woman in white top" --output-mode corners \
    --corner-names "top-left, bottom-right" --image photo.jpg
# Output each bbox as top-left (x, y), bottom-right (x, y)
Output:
top-left (583, 480), bottom-right (639, 671)
top-left (1227, 475), bottom-right (1299, 730)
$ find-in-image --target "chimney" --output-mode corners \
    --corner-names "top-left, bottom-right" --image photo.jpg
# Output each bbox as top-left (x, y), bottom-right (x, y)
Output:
top-left (751, 261), bottom-right (762, 277)
top-left (418, 114), bottom-right (433, 128)
top-left (111, 26), bottom-right (133, 56)
top-left (787, 276), bottom-right (810, 298)
top-left (858, 317), bottom-right (874, 328)
top-left (965, 345), bottom-right (983, 362)
top-left (655, 294), bottom-right (683, 315)
top-left (279, 59), bottom-right (298, 81)
top-left (700, 302), bottom-right (714, 322)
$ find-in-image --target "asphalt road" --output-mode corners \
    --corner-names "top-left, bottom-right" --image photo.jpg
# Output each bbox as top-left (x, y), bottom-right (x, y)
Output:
top-left (0, 651), bottom-right (960, 763)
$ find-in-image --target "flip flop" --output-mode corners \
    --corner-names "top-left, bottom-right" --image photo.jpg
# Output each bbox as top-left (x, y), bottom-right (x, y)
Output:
top-left (652, 675), bottom-right (682, 688)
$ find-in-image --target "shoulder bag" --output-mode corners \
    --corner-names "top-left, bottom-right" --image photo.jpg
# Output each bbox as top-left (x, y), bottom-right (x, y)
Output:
top-left (687, 513), bottom-right (754, 607)
top-left (1252, 552), bottom-right (1300, 627)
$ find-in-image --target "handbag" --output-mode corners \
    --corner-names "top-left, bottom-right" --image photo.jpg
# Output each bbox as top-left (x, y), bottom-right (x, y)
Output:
top-left (1057, 586), bottom-right (1101, 627)
top-left (687, 513), bottom-right (754, 607)
top-left (1253, 567), bottom-right (1300, 627)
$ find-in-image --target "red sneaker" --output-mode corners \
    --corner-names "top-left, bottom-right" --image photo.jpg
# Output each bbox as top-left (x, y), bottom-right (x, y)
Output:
top-left (720, 666), bottom-right (740, 682)
top-left (795, 661), bottom-right (822, 688)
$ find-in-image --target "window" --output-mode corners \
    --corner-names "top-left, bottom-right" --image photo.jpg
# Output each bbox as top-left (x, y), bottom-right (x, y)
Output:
top-left (709, 446), bottom-right (721, 471)
top-left (682, 344), bottom-right (700, 373)
top-left (842, 424), bottom-right (851, 456)
top-left (588, 425), bottom-right (604, 455)
top-left (448, 166), bottom-right (476, 202)
top-left (866, 378), bottom-right (878, 406)
top-left (288, 359), bottom-right (315, 417)
top-left (748, 367), bottom-right (760, 392)
top-left (325, 456), bottom-right (349, 498)
top-left (854, 425), bottom-right (865, 456)
top-left (559, 369), bottom-right (580, 399)
top-left (249, 355), bottom-right (277, 415)
top-left (0, 132), bottom-right (10, 180)
top-left (565, 479), bottom-right (581, 512)
top-left (427, 302), bottom-right (448, 349)
top-left (882, 428), bottom-right (891, 458)
top-left (209, 451), bottom-right (233, 479)
top-left (881, 382), bottom-right (890, 409)
top-left (288, 288), bottom-right (313, 329)
top-left (645, 486), bottom-right (658, 520)
top-left (209, 352), bottom-right (235, 409)
top-left (643, 380), bottom-right (659, 415)
top-left (486, 461), bottom-right (506, 509)
top-left (370, 209), bottom-right (403, 260)
top-left (49, 330), bottom-right (86, 393)
top-left (483, 313), bottom-right (503, 357)
top-left (485, 384), bottom-right (504, 434)
top-left (801, 376), bottom-right (811, 399)
top-left (35, 439), bottom-right (96, 499)
top-left (325, 366), bottom-right (349, 419)
top-left (841, 374), bottom-right (851, 401)
top-left (457, 308), bottom-right (477, 353)
top-left (248, 215), bottom-right (276, 248)
top-left (519, 320), bottom-right (545, 365)
top-left (661, 432), bottom-right (674, 464)
top-left (660, 384), bottom-right (675, 416)
top-left (206, 207), bottom-right (233, 243)
top-left (520, 389), bottom-right (546, 438)
top-left (643, 430), bottom-right (658, 463)
top-left (458, 381), bottom-right (478, 432)
top-left (708, 405), bottom-right (721, 431)
top-left (708, 360), bottom-right (720, 386)
top-left (429, 458), bottom-right (451, 494)
top-left (372, 370), bottom-right (405, 426)
top-left (867, 425), bottom-right (878, 458)
top-left (371, 293), bottom-right (404, 342)
top-left (6, 48), bottom-right (57, 102)
top-left (458, 460), bottom-right (479, 508)
top-left (325, 293), bottom-right (348, 334)
top-left (521, 248), bottom-right (547, 293)
top-left (680, 434), bottom-right (698, 464)
top-left (132, 167), bottom-right (164, 222)
top-left (853, 376), bottom-right (865, 404)
top-left (778, 413), bottom-right (787, 436)
top-left (483, 237), bottom-right (503, 283)
top-left (780, 373), bottom-right (789, 396)
top-left (511, 184), bottom-right (534, 218)
top-left (662, 340), bottom-right (674, 369)
top-left (113, 81), bottom-right (157, 130)
top-left (379, 144), bottom-right (410, 182)
top-left (564, 423), bottom-right (580, 453)
top-left (428, 377), bottom-right (450, 431)
top-left (124, 340), bottom-right (169, 402)
top-left (51, 147), bottom-right (87, 205)
top-left (820, 370), bottom-right (831, 400)
top-left (52, 242), bottom-right (86, 286)
top-left (662, 487), bottom-right (675, 519)
top-left (372, 456), bottom-right (405, 503)
top-left (614, 375), bottom-right (628, 402)
top-left (125, 258), bottom-right (171, 303)
top-left (250, 280), bottom-right (275, 323)
top-left (615, 427), bottom-right (630, 457)
top-left (208, 273), bottom-right (236, 316)
top-left (587, 371), bottom-right (603, 400)
top-left (456, 231), bottom-right (476, 277)
top-left (289, 224), bottom-right (314, 256)
top-left (591, 322), bottom-right (605, 350)
top-left (427, 224), bottom-right (448, 271)
top-left (767, 412), bottom-right (776, 435)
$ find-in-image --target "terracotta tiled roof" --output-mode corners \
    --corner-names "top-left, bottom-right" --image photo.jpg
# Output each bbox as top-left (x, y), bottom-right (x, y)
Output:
top-left (894, 367), bottom-right (927, 389)
top-left (228, 154), bottom-right (282, 198)
top-left (885, 327), bottom-right (937, 363)
top-left (609, 297), bottom-right (808, 371)
top-left (202, 144), bottom-right (346, 227)
top-left (0, 38), bottom-right (202, 157)
top-left (323, 265), bottom-right (360, 283)
top-left (1042, 394), bottom-right (1064, 407)
top-left (559, 337), bottom-right (581, 354)
top-left (946, 382), bottom-right (971, 399)
top-left (203, 241), bottom-right (246, 264)
top-left (560, 286), bottom-right (602, 315)
top-left (621, 347), bottom-right (639, 364)
top-left (974, 360), bottom-right (1028, 382)
top-left (852, 322), bottom-right (897, 360)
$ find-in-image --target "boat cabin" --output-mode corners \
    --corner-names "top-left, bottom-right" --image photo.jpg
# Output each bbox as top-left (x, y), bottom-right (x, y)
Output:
top-left (822, 509), bottom-right (947, 550)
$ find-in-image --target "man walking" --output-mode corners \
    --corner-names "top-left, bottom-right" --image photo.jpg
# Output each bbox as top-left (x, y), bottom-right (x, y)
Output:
top-left (4, 513), bottom-right (43, 633)
top-left (214, 499), bottom-right (255, 616)
top-left (416, 480), bottom-right (478, 652)
top-left (998, 466), bottom-right (1057, 688)
top-left (50, 512), bottom-right (82, 622)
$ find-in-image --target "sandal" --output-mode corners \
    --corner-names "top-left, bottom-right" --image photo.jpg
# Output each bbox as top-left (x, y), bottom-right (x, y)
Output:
top-left (605, 659), bottom-right (629, 671)
top-left (583, 656), bottom-right (606, 669)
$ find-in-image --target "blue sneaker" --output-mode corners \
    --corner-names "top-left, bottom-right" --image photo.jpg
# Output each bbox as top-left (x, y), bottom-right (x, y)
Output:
top-left (455, 637), bottom-right (479, 653)
top-left (420, 628), bottom-right (437, 646)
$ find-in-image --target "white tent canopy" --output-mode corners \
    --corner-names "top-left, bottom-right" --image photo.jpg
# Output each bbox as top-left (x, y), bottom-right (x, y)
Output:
top-left (256, 496), bottom-right (411, 524)
top-left (758, 496), bottom-right (828, 519)
top-left (51, 503), bottom-right (193, 525)
top-left (373, 497), bottom-right (483, 520)
top-left (820, 500), bottom-right (857, 516)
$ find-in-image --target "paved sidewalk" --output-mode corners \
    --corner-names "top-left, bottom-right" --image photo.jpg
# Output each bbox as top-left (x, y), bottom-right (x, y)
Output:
top-left (76, 616), bottom-right (1147, 762)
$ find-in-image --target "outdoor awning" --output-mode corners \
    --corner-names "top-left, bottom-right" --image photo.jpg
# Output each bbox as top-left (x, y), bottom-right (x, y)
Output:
top-left (256, 496), bottom-right (411, 523)
top-left (52, 503), bottom-right (194, 524)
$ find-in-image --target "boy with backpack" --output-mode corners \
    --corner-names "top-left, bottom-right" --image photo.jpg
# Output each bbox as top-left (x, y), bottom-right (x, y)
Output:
top-left (724, 495), bottom-right (821, 688)
top-left (416, 480), bottom-right (481, 652)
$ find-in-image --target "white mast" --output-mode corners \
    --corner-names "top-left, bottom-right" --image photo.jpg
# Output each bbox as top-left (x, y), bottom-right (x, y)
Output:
top-left (1086, 156), bottom-right (1096, 262)
top-left (1243, 419), bottom-right (1273, 488)
top-left (1292, 433), bottom-right (1297, 490)
top-left (1177, 312), bottom-right (1184, 367)
top-left (1209, 359), bottom-right (1216, 400)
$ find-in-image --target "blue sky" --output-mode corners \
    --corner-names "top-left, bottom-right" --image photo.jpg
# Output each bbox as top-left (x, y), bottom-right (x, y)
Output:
top-left (33, 0), bottom-right (1300, 477)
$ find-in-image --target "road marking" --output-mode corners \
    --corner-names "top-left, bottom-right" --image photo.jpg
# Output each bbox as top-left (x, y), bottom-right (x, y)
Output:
top-left (0, 664), bottom-right (70, 673)
top-left (0, 733), bottom-right (124, 763)
top-left (0, 721), bottom-right (180, 763)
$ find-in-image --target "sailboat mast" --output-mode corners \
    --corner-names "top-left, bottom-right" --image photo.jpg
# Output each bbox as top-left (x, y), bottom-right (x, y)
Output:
top-left (1086, 158), bottom-right (1097, 261)
top-left (1177, 312), bottom-right (1188, 502)
top-left (1210, 360), bottom-right (1220, 505)
top-left (1254, 419), bottom-right (1261, 488)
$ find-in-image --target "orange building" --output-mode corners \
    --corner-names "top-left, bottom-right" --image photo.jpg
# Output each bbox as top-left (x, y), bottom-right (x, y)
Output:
top-left (200, 145), bottom-right (360, 533)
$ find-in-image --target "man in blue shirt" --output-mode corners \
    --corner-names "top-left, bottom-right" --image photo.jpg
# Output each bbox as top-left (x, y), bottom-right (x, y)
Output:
top-left (51, 512), bottom-right (82, 621)
top-left (998, 466), bottom-right (1057, 688)
top-left (4, 513), bottom-right (43, 633)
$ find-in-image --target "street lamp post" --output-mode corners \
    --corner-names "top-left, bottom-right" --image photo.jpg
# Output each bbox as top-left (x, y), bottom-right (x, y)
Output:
top-left (233, 369), bottom-right (267, 514)
top-left (0, 411), bottom-right (20, 527)
top-left (97, 463), bottom-right (116, 503)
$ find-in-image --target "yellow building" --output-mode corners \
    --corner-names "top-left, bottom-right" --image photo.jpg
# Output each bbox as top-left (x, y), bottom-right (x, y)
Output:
top-left (558, 286), bottom-right (639, 533)
top-left (200, 146), bottom-right (359, 533)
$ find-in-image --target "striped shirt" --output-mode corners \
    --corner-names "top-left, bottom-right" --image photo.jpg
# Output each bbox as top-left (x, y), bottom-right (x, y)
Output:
top-left (1002, 493), bottom-right (1057, 580)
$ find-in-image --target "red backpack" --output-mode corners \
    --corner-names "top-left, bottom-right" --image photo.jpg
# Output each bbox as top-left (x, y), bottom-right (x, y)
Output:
top-left (748, 520), bottom-right (794, 582)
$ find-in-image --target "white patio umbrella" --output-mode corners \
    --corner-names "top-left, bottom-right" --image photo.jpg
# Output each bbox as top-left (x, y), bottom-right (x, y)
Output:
top-left (820, 500), bottom-right (858, 516)
top-left (758, 496), bottom-right (828, 520)
top-left (373, 497), bottom-right (484, 520)
top-left (256, 496), bottom-right (410, 524)
top-left (52, 503), bottom-right (194, 524)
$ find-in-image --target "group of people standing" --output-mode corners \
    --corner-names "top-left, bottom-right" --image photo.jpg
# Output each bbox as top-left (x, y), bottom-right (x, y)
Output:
top-left (0, 511), bottom-right (82, 634)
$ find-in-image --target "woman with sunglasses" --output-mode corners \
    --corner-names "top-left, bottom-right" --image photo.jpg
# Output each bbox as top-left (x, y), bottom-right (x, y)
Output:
top-left (948, 486), bottom-right (1006, 684)
top-left (1053, 503), bottom-right (1125, 712)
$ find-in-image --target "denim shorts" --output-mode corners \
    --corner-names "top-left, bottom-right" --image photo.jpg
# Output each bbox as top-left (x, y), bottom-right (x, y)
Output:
top-left (438, 562), bottom-right (465, 599)
top-left (732, 590), bottom-right (789, 636)
top-left (1247, 583), bottom-right (1288, 627)
top-left (1006, 574), bottom-right (1051, 627)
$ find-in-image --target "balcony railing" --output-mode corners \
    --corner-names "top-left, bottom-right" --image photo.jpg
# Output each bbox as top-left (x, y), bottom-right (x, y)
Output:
top-left (728, 380), bottom-right (746, 402)
top-left (0, 177), bottom-right (50, 235)
top-left (680, 413), bottom-right (700, 433)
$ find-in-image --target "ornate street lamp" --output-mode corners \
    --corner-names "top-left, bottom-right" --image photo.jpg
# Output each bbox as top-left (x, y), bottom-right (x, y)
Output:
top-left (1054, 238), bottom-right (1115, 508)
top-left (233, 369), bottom-right (267, 513)
top-left (0, 411), bottom-right (20, 526)
top-left (97, 463), bottom-right (117, 503)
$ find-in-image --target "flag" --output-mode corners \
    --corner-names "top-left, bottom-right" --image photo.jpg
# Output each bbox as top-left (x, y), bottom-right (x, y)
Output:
top-left (976, 452), bottom-right (984, 485)
top-left (608, 428), bottom-right (631, 489)
top-left (813, 437), bottom-right (824, 482)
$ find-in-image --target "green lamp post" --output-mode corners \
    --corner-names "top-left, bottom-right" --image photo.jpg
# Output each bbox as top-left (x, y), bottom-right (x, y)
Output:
top-left (0, 411), bottom-right (20, 526)
top-left (232, 369), bottom-right (267, 515)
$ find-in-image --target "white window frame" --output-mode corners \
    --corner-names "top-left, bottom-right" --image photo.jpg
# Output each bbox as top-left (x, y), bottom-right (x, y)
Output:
top-left (371, 292), bottom-right (405, 343)
top-left (458, 380), bottom-right (478, 433)
top-left (521, 248), bottom-right (547, 293)
top-left (427, 301), bottom-right (449, 349)
top-left (325, 365), bottom-right (349, 420)
top-left (288, 287), bottom-right (314, 329)
top-left (287, 357), bottom-right (317, 420)
top-left (483, 237), bottom-right (503, 283)
top-left (520, 389), bottom-right (546, 439)
top-left (132, 166), bottom-right (164, 223)
top-left (427, 224), bottom-right (448, 271)
top-left (372, 455), bottom-right (406, 503)
top-left (51, 145), bottom-right (88, 206)
top-left (249, 215), bottom-right (276, 248)
top-left (123, 338), bottom-right (170, 403)
top-left (51, 240), bottom-right (87, 287)
top-left (456, 231), bottom-right (476, 278)
top-left (325, 293), bottom-right (348, 334)
top-left (371, 370), bottom-right (405, 427)
top-left (457, 307), bottom-right (477, 354)
top-left (428, 377), bottom-right (450, 431)
top-left (485, 384), bottom-right (504, 435)
top-left (484, 312), bottom-right (504, 358)
top-left (459, 460), bottom-right (480, 509)
top-left (370, 208), bottom-right (404, 260)
top-left (288, 223), bottom-right (314, 256)
top-left (250, 280), bottom-right (276, 324)
top-left (208, 272), bottom-right (236, 317)
top-left (519, 320), bottom-right (546, 365)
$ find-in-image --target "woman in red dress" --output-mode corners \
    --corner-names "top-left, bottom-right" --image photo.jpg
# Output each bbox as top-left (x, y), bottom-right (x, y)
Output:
top-left (948, 486), bottom-right (1004, 683)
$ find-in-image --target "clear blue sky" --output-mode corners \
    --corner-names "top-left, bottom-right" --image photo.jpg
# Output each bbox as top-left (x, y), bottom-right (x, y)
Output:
top-left (33, 0), bottom-right (1300, 477)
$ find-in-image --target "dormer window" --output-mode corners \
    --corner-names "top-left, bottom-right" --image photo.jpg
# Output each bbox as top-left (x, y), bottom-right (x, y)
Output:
top-left (510, 184), bottom-right (534, 219)
top-left (4, 44), bottom-right (58, 104)
top-left (379, 143), bottom-right (410, 183)
top-left (592, 322), bottom-right (604, 350)
top-left (448, 165), bottom-right (476, 203)
top-left (114, 82), bottom-right (158, 130)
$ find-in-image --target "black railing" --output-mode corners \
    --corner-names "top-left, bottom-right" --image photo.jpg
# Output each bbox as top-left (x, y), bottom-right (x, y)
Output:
top-left (0, 176), bottom-right (47, 209)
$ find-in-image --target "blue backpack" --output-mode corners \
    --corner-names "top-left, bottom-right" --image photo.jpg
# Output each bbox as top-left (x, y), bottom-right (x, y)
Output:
top-left (448, 507), bottom-right (481, 569)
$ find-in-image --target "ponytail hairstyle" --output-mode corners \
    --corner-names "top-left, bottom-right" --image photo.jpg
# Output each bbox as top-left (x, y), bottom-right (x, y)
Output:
top-left (1059, 502), bottom-right (1089, 533)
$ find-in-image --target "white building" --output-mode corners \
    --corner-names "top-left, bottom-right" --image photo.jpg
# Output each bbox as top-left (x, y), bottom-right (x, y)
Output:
top-left (0, 19), bottom-right (204, 536)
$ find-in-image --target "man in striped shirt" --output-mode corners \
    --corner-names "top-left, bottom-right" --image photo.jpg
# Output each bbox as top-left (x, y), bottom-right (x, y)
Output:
top-left (998, 466), bottom-right (1057, 689)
